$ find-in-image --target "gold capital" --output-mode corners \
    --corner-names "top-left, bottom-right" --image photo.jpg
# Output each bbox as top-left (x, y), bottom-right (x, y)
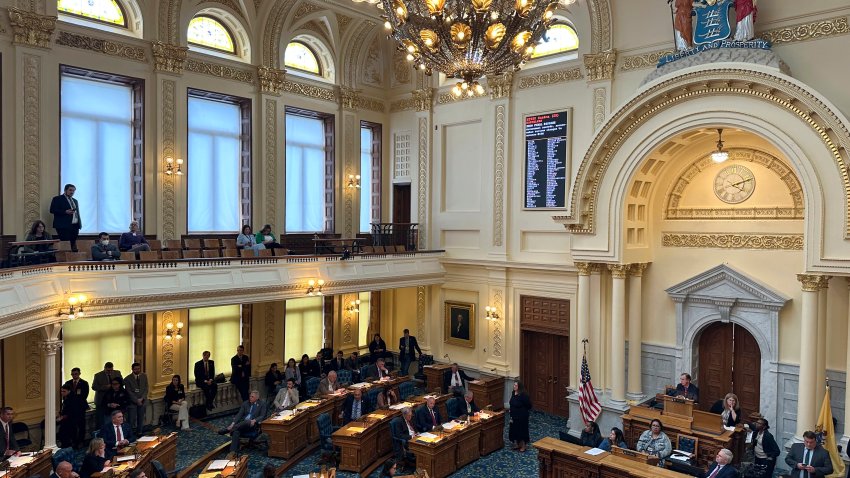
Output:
top-left (630, 263), bottom-right (649, 277)
top-left (575, 262), bottom-right (592, 276)
top-left (609, 264), bottom-right (631, 279)
top-left (8, 8), bottom-right (57, 49)
top-left (583, 49), bottom-right (617, 82)
top-left (797, 273), bottom-right (825, 292)
top-left (258, 65), bottom-right (286, 95)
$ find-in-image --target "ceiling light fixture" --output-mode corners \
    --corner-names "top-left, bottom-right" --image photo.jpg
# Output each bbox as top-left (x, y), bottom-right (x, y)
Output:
top-left (711, 128), bottom-right (729, 164)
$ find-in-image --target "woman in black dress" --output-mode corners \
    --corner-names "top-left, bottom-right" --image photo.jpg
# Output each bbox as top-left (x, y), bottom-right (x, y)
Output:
top-left (80, 438), bottom-right (110, 478)
top-left (509, 380), bottom-right (532, 452)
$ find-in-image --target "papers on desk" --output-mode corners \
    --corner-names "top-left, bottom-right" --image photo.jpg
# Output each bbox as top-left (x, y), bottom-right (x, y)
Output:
top-left (423, 394), bottom-right (438, 400)
top-left (390, 401), bottom-right (416, 410)
top-left (292, 475), bottom-right (310, 478)
top-left (198, 472), bottom-right (221, 478)
top-left (207, 460), bottom-right (231, 471)
top-left (115, 456), bottom-right (136, 463)
top-left (584, 448), bottom-right (605, 456)
top-left (349, 382), bottom-right (370, 389)
top-left (723, 425), bottom-right (736, 432)
top-left (441, 421), bottom-right (459, 430)
top-left (0, 470), bottom-right (8, 477)
top-left (347, 426), bottom-right (366, 433)
top-left (8, 456), bottom-right (35, 467)
top-left (137, 436), bottom-right (157, 442)
top-left (418, 432), bottom-right (438, 439)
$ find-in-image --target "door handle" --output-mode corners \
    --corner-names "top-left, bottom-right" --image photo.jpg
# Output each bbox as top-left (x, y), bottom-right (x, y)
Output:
top-left (553, 376), bottom-right (559, 384)
top-left (547, 376), bottom-right (553, 384)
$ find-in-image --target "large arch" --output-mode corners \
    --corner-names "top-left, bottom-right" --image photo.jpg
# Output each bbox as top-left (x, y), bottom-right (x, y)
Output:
top-left (564, 64), bottom-right (850, 271)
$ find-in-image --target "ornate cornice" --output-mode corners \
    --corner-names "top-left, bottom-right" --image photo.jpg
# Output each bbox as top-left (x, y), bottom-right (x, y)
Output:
top-left (390, 96), bottom-right (417, 113)
top-left (258, 65), bottom-right (286, 94)
top-left (280, 79), bottom-right (337, 102)
top-left (662, 233), bottom-right (804, 250)
top-left (487, 71), bottom-right (513, 100)
top-left (818, 275), bottom-right (831, 290)
top-left (294, 2), bottom-right (324, 20)
top-left (797, 273), bottom-right (825, 292)
top-left (412, 88), bottom-right (434, 112)
top-left (56, 30), bottom-right (147, 62)
top-left (609, 264), bottom-right (631, 279)
top-left (620, 49), bottom-right (673, 72)
top-left (186, 58), bottom-right (255, 84)
top-left (437, 91), bottom-right (482, 104)
top-left (338, 86), bottom-right (359, 111)
top-left (630, 263), bottom-right (649, 277)
top-left (152, 41), bottom-right (188, 74)
top-left (356, 95), bottom-right (386, 113)
top-left (39, 339), bottom-right (62, 354)
top-left (517, 67), bottom-right (583, 90)
top-left (8, 7), bottom-right (56, 48)
top-left (759, 15), bottom-right (849, 46)
top-left (583, 49), bottom-right (617, 82)
top-left (575, 262), bottom-right (593, 276)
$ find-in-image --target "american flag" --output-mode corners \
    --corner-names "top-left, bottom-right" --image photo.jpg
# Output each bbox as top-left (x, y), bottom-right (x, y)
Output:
top-left (578, 350), bottom-right (601, 424)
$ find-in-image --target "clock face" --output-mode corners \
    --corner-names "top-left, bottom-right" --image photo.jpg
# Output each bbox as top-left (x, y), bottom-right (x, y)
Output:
top-left (714, 164), bottom-right (756, 204)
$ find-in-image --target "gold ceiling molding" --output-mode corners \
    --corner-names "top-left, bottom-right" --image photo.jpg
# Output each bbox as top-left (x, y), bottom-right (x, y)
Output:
top-left (56, 30), bottom-right (147, 62)
top-left (258, 65), bottom-right (286, 94)
top-left (517, 67), bottom-right (583, 90)
top-left (562, 68), bottom-right (850, 236)
top-left (584, 49), bottom-right (617, 82)
top-left (665, 148), bottom-right (805, 219)
top-left (437, 90), bottom-right (483, 104)
top-left (294, 2), bottom-right (324, 20)
top-left (152, 41), bottom-right (188, 74)
top-left (355, 95), bottom-right (386, 113)
top-left (620, 49), bottom-right (673, 72)
top-left (261, 0), bottom-right (298, 67)
top-left (8, 7), bottom-right (56, 48)
top-left (185, 58), bottom-right (256, 84)
top-left (280, 79), bottom-right (337, 102)
top-left (759, 15), bottom-right (849, 45)
top-left (662, 233), bottom-right (804, 250)
top-left (337, 14), bottom-right (353, 36)
top-left (390, 97), bottom-right (417, 113)
top-left (586, 0), bottom-right (612, 53)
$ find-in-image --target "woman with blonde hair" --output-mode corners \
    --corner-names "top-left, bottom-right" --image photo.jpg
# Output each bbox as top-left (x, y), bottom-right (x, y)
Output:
top-left (80, 438), bottom-right (110, 478)
top-left (710, 392), bottom-right (742, 427)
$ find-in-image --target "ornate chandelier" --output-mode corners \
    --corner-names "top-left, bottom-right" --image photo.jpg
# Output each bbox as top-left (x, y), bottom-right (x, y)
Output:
top-left (382, 0), bottom-right (575, 97)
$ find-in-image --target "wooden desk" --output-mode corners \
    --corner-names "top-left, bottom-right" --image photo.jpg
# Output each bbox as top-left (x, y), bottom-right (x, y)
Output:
top-left (407, 393), bottom-right (452, 423)
top-left (533, 437), bottom-right (693, 478)
top-left (110, 433), bottom-right (178, 478)
top-left (453, 421), bottom-right (481, 468)
top-left (467, 375), bottom-right (505, 411)
top-left (294, 398), bottom-right (337, 444)
top-left (5, 450), bottom-right (53, 478)
top-left (473, 409), bottom-right (506, 456)
top-left (200, 456), bottom-right (248, 478)
top-left (263, 410), bottom-right (310, 458)
top-left (408, 431), bottom-right (457, 478)
top-left (332, 409), bottom-right (398, 477)
top-left (423, 364), bottom-right (452, 393)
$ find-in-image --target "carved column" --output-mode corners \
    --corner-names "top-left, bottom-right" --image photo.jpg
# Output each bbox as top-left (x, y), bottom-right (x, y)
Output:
top-left (41, 323), bottom-right (63, 449)
top-left (487, 72), bottom-right (512, 259)
top-left (575, 262), bottom-right (592, 390)
top-left (338, 86), bottom-right (360, 238)
top-left (589, 263), bottom-right (604, 389)
top-left (796, 274), bottom-right (823, 437)
top-left (609, 264), bottom-right (629, 405)
top-left (816, 276), bottom-right (830, 406)
top-left (583, 50), bottom-right (617, 132)
top-left (258, 66), bottom-right (286, 229)
top-left (842, 278), bottom-right (850, 449)
top-left (413, 88), bottom-right (434, 250)
top-left (628, 263), bottom-right (648, 400)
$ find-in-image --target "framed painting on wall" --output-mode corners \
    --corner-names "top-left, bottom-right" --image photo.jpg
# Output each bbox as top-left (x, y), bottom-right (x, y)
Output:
top-left (444, 301), bottom-right (475, 348)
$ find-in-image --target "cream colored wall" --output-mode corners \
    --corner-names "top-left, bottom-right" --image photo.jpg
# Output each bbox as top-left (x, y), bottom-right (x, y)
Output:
top-left (380, 287), bottom-right (419, 352)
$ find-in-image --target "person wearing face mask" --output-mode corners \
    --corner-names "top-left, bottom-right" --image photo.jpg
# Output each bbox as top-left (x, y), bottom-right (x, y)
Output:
top-left (91, 232), bottom-right (119, 261)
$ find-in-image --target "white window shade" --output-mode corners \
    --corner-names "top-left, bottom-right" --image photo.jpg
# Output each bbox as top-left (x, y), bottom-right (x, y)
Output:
top-left (61, 76), bottom-right (133, 234)
top-left (189, 305), bottom-right (241, 375)
top-left (357, 292), bottom-right (371, 349)
top-left (188, 97), bottom-right (241, 233)
top-left (360, 127), bottom-right (373, 233)
top-left (284, 297), bottom-right (323, 361)
top-left (285, 114), bottom-right (325, 232)
top-left (62, 315), bottom-right (133, 391)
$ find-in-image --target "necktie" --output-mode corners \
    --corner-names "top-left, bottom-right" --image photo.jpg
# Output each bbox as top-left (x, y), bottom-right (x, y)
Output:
top-left (354, 401), bottom-right (361, 419)
top-left (204, 361), bottom-right (209, 376)
top-left (247, 403), bottom-right (255, 420)
top-left (115, 425), bottom-right (122, 443)
top-left (802, 449), bottom-right (810, 478)
top-left (455, 372), bottom-right (461, 386)
top-left (430, 409), bottom-right (436, 426)
top-left (4, 423), bottom-right (9, 452)
top-left (707, 465), bottom-right (722, 478)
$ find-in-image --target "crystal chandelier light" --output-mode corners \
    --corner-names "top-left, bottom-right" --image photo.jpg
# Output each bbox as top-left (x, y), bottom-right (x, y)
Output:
top-left (381, 0), bottom-right (576, 97)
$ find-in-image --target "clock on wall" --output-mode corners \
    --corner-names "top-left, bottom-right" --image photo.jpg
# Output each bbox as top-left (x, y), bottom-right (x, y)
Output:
top-left (714, 164), bottom-right (756, 204)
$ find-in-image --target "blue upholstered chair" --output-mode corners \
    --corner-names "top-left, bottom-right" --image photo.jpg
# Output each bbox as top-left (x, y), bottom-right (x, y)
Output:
top-left (398, 381), bottom-right (415, 400)
top-left (446, 398), bottom-right (461, 420)
top-left (676, 434), bottom-right (698, 460)
top-left (307, 377), bottom-right (321, 398)
top-left (365, 388), bottom-right (381, 411)
top-left (360, 364), bottom-right (372, 382)
top-left (52, 447), bottom-right (78, 472)
top-left (337, 369), bottom-right (353, 386)
top-left (316, 412), bottom-right (339, 467)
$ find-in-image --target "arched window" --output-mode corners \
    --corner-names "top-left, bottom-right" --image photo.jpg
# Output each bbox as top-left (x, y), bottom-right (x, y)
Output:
top-left (58, 0), bottom-right (126, 26)
top-left (285, 41), bottom-right (321, 75)
top-left (532, 23), bottom-right (579, 59)
top-left (187, 15), bottom-right (236, 53)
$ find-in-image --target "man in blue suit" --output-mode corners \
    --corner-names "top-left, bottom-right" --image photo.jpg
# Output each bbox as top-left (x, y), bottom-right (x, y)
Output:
top-left (701, 449), bottom-right (737, 478)
top-left (100, 410), bottom-right (135, 459)
top-left (414, 396), bottom-right (442, 433)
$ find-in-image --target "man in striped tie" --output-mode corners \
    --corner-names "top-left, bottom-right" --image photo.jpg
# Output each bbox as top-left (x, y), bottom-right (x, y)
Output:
top-left (701, 449), bottom-right (736, 478)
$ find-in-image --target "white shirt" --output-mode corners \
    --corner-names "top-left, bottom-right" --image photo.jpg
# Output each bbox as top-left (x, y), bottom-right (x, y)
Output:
top-left (406, 419), bottom-right (416, 437)
top-left (451, 371), bottom-right (463, 387)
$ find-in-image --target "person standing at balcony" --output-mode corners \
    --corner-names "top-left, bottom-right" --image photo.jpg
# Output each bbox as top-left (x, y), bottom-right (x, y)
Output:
top-left (231, 345), bottom-right (251, 401)
top-left (50, 183), bottom-right (81, 251)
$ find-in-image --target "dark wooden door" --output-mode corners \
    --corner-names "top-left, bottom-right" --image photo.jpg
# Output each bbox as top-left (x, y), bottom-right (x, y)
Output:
top-left (392, 184), bottom-right (411, 223)
top-left (554, 335), bottom-right (571, 416)
top-left (520, 331), bottom-right (570, 417)
top-left (697, 322), bottom-right (760, 417)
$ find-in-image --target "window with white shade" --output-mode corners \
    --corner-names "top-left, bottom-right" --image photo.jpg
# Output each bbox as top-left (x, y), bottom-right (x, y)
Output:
top-left (187, 91), bottom-right (251, 233)
top-left (285, 109), bottom-right (334, 233)
top-left (60, 69), bottom-right (142, 233)
top-left (360, 122), bottom-right (382, 233)
top-left (62, 315), bottom-right (133, 395)
top-left (284, 297), bottom-right (324, 361)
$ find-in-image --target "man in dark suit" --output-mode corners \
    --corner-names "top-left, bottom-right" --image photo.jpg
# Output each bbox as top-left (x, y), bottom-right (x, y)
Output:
top-left (344, 351), bottom-right (360, 382)
top-left (785, 430), bottom-right (833, 478)
top-left (674, 373), bottom-right (699, 402)
top-left (62, 367), bottom-right (90, 448)
top-left (328, 350), bottom-right (346, 374)
top-left (398, 329), bottom-right (422, 377)
top-left (367, 358), bottom-right (391, 380)
top-left (391, 407), bottom-right (417, 462)
top-left (222, 391), bottom-right (267, 457)
top-left (100, 410), bottom-right (135, 459)
top-left (194, 351), bottom-right (217, 410)
top-left (700, 448), bottom-right (737, 478)
top-left (342, 388), bottom-right (371, 424)
top-left (414, 396), bottom-right (442, 433)
top-left (92, 362), bottom-right (123, 426)
top-left (450, 312), bottom-right (470, 340)
top-left (124, 362), bottom-right (149, 435)
top-left (49, 184), bottom-right (81, 251)
top-left (455, 391), bottom-right (480, 417)
top-left (443, 363), bottom-right (474, 396)
top-left (57, 385), bottom-right (86, 449)
top-left (91, 232), bottom-right (120, 261)
top-left (52, 461), bottom-right (78, 478)
top-left (1, 407), bottom-right (20, 457)
top-left (231, 345), bottom-right (251, 401)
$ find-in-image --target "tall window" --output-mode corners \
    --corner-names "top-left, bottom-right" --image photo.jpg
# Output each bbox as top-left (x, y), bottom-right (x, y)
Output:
top-left (63, 315), bottom-right (133, 391)
top-left (532, 23), bottom-right (579, 59)
top-left (188, 90), bottom-right (251, 233)
top-left (61, 68), bottom-right (142, 233)
top-left (285, 108), bottom-right (334, 233)
top-left (187, 15), bottom-right (235, 53)
top-left (284, 42), bottom-right (321, 75)
top-left (360, 122), bottom-right (382, 233)
top-left (284, 297), bottom-right (324, 361)
top-left (58, 0), bottom-right (126, 26)
top-left (188, 306), bottom-right (241, 375)
top-left (357, 292), bottom-right (372, 349)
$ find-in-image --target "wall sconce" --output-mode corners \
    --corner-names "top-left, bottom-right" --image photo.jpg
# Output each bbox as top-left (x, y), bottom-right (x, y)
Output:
top-left (347, 174), bottom-right (361, 189)
top-left (164, 320), bottom-right (184, 340)
top-left (306, 279), bottom-right (325, 296)
top-left (165, 157), bottom-right (184, 176)
top-left (59, 294), bottom-right (88, 320)
top-left (484, 305), bottom-right (500, 321)
top-left (345, 299), bottom-right (361, 314)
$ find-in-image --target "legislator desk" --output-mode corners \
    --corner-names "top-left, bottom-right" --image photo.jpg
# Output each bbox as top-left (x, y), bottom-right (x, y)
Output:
top-left (471, 409), bottom-right (506, 456)
top-left (407, 418), bottom-right (484, 478)
top-left (423, 364), bottom-right (453, 393)
top-left (109, 433), bottom-right (178, 478)
top-left (534, 437), bottom-right (693, 478)
top-left (294, 398), bottom-right (338, 444)
top-left (466, 375), bottom-right (505, 411)
top-left (3, 450), bottom-right (53, 478)
top-left (198, 456), bottom-right (248, 478)
top-left (264, 409), bottom-right (310, 458)
top-left (407, 393), bottom-right (452, 424)
top-left (621, 400), bottom-right (743, 468)
top-left (332, 408), bottom-right (398, 477)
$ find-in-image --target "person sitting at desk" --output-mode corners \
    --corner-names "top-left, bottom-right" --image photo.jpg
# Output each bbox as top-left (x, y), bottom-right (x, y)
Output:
top-left (673, 373), bottom-right (699, 402)
top-left (91, 232), bottom-right (120, 261)
top-left (328, 350), bottom-right (346, 374)
top-left (53, 461), bottom-right (79, 478)
top-left (599, 427), bottom-right (628, 451)
top-left (342, 388), bottom-right (371, 424)
top-left (118, 221), bottom-right (150, 255)
top-left (380, 459), bottom-right (398, 477)
top-left (345, 351), bottom-right (361, 382)
top-left (21, 220), bottom-right (55, 253)
top-left (377, 388), bottom-right (399, 409)
top-left (80, 438), bottom-right (110, 478)
top-left (0, 406), bottom-right (21, 457)
top-left (236, 225), bottom-right (265, 253)
top-left (700, 448), bottom-right (737, 478)
top-left (221, 391), bottom-right (267, 458)
top-left (636, 418), bottom-right (672, 461)
top-left (368, 358), bottom-right (391, 380)
top-left (414, 396), bottom-right (442, 433)
top-left (317, 370), bottom-right (343, 396)
top-left (391, 407), bottom-right (418, 462)
top-left (454, 390), bottom-right (480, 417)
top-left (579, 420), bottom-right (603, 448)
top-left (709, 392), bottom-right (742, 427)
top-left (100, 410), bottom-right (134, 459)
top-left (307, 351), bottom-right (324, 379)
top-left (273, 378), bottom-right (299, 411)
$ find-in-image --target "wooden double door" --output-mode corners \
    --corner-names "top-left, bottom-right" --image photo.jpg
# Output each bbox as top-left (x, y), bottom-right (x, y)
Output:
top-left (519, 295), bottom-right (571, 417)
top-left (697, 322), bottom-right (761, 418)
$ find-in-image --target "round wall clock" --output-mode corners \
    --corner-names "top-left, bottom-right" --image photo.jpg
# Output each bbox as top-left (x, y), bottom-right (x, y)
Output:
top-left (713, 164), bottom-right (756, 204)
